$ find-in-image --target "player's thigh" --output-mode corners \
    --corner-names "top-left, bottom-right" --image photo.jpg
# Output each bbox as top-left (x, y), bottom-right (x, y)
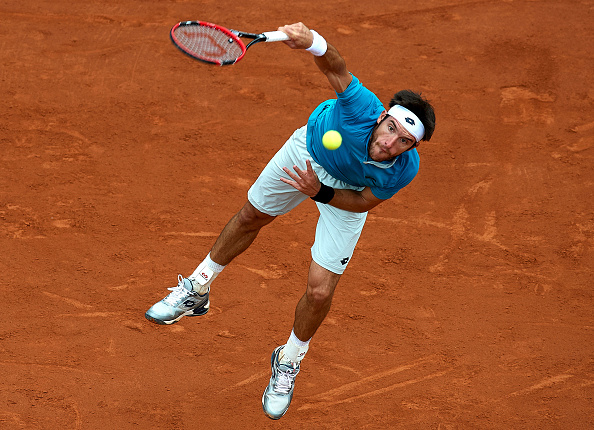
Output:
top-left (247, 129), bottom-right (310, 216)
top-left (311, 203), bottom-right (367, 275)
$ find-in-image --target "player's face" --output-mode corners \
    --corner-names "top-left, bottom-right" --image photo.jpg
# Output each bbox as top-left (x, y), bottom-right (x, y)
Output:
top-left (368, 112), bottom-right (417, 162)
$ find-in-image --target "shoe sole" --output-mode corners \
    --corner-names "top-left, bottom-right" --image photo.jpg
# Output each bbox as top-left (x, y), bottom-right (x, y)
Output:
top-left (144, 301), bottom-right (209, 325)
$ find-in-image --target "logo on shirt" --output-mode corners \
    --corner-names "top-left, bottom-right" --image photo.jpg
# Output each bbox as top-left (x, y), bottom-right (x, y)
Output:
top-left (340, 257), bottom-right (350, 265)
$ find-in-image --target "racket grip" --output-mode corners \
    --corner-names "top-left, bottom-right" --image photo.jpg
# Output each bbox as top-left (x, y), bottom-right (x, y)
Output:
top-left (263, 31), bottom-right (290, 42)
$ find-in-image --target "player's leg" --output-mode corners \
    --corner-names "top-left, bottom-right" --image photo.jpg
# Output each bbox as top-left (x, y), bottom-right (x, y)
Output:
top-left (263, 198), bottom-right (367, 419)
top-left (145, 202), bottom-right (275, 325)
top-left (146, 127), bottom-right (310, 325)
top-left (293, 261), bottom-right (341, 341)
top-left (261, 263), bottom-right (342, 420)
top-left (210, 201), bottom-right (276, 267)
top-left (189, 200), bottom-right (277, 297)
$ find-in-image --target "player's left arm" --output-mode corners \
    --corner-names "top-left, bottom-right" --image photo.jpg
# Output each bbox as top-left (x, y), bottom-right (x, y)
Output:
top-left (281, 160), bottom-right (386, 213)
top-left (328, 187), bottom-right (385, 213)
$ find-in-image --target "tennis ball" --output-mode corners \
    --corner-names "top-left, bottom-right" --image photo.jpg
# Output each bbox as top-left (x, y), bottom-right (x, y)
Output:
top-left (322, 130), bottom-right (342, 150)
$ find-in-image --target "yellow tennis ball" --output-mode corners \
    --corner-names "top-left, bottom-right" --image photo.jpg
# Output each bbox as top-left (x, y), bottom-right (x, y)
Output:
top-left (322, 130), bottom-right (342, 150)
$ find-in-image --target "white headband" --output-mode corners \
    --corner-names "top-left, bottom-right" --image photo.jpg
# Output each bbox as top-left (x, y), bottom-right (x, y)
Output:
top-left (387, 105), bottom-right (425, 142)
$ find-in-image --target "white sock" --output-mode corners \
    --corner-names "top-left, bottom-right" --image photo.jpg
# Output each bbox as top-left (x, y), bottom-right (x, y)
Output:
top-left (189, 253), bottom-right (225, 294)
top-left (205, 253), bottom-right (226, 273)
top-left (281, 330), bottom-right (310, 363)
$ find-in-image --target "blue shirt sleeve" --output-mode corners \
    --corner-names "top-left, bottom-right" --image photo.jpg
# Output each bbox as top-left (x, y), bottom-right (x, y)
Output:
top-left (335, 75), bottom-right (383, 123)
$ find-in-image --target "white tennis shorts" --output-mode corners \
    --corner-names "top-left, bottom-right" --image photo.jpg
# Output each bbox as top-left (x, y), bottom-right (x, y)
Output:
top-left (247, 126), bottom-right (368, 274)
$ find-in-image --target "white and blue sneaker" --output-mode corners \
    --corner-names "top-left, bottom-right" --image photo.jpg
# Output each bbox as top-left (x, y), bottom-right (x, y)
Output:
top-left (262, 346), bottom-right (301, 420)
top-left (145, 275), bottom-right (210, 325)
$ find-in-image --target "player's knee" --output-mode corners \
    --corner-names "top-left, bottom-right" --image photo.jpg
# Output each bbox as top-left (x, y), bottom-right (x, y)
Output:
top-left (306, 284), bottom-right (334, 309)
top-left (236, 202), bottom-right (275, 230)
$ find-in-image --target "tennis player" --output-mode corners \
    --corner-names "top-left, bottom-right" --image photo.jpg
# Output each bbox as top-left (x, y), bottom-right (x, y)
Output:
top-left (146, 22), bottom-right (435, 419)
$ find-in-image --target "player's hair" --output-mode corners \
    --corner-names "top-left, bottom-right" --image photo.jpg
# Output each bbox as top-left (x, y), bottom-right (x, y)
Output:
top-left (389, 90), bottom-right (436, 141)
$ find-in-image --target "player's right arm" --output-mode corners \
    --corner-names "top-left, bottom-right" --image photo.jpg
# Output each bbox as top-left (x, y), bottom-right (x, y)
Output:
top-left (279, 23), bottom-right (353, 93)
top-left (313, 43), bottom-right (353, 94)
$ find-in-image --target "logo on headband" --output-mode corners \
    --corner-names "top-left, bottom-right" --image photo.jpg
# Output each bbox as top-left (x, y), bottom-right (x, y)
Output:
top-left (405, 117), bottom-right (415, 126)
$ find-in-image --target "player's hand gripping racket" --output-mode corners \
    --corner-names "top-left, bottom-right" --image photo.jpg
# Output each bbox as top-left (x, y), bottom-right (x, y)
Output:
top-left (170, 21), bottom-right (289, 65)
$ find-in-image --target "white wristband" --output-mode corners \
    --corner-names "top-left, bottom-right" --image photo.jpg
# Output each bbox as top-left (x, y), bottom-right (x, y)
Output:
top-left (306, 30), bottom-right (328, 56)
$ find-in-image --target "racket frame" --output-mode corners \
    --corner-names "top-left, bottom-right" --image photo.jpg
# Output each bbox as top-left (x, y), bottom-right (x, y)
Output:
top-left (170, 21), bottom-right (285, 66)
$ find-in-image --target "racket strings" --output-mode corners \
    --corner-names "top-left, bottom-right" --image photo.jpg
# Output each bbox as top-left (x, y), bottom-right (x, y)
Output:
top-left (173, 25), bottom-right (244, 63)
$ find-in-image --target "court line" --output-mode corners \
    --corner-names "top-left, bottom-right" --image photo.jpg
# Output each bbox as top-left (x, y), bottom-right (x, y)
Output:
top-left (307, 354), bottom-right (437, 402)
top-left (0, 360), bottom-right (103, 375)
top-left (42, 291), bottom-right (93, 309)
top-left (299, 369), bottom-right (450, 410)
top-left (507, 373), bottom-right (574, 398)
top-left (218, 370), bottom-right (270, 394)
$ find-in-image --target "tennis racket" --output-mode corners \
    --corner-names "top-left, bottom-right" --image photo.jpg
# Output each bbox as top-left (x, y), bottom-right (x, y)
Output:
top-left (170, 21), bottom-right (290, 66)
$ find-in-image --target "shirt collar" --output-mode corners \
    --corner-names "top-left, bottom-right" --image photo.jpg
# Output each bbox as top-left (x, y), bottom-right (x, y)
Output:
top-left (363, 157), bottom-right (398, 169)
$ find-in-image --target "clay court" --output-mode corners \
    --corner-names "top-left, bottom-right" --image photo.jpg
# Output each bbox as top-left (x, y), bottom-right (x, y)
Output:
top-left (1, 0), bottom-right (593, 428)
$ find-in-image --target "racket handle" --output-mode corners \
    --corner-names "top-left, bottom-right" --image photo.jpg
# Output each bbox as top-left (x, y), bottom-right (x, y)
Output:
top-left (263, 31), bottom-right (290, 42)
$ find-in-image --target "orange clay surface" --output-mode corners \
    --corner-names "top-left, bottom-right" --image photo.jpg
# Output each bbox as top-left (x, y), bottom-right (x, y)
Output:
top-left (1, 1), bottom-right (593, 429)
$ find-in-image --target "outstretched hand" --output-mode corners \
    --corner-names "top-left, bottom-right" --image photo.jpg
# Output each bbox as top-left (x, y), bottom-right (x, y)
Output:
top-left (277, 22), bottom-right (314, 50)
top-left (280, 160), bottom-right (321, 197)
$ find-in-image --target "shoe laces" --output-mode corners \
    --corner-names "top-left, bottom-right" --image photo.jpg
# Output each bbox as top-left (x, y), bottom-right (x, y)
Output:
top-left (274, 361), bottom-right (300, 394)
top-left (163, 275), bottom-right (193, 305)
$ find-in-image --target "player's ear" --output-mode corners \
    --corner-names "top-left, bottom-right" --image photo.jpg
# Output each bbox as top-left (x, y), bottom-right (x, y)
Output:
top-left (377, 110), bottom-right (388, 124)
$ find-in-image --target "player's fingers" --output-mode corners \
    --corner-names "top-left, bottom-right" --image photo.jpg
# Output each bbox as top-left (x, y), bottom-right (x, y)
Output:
top-left (279, 177), bottom-right (295, 186)
top-left (277, 26), bottom-right (296, 48)
top-left (292, 164), bottom-right (307, 178)
top-left (277, 26), bottom-right (291, 38)
top-left (282, 166), bottom-right (302, 182)
top-left (279, 24), bottom-right (312, 49)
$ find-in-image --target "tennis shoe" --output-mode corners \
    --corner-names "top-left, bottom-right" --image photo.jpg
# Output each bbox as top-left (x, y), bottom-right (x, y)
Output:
top-left (262, 346), bottom-right (300, 420)
top-left (145, 275), bottom-right (209, 325)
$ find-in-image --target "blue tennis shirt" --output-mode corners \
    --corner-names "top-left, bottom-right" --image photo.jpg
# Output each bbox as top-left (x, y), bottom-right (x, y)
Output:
top-left (306, 75), bottom-right (419, 200)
